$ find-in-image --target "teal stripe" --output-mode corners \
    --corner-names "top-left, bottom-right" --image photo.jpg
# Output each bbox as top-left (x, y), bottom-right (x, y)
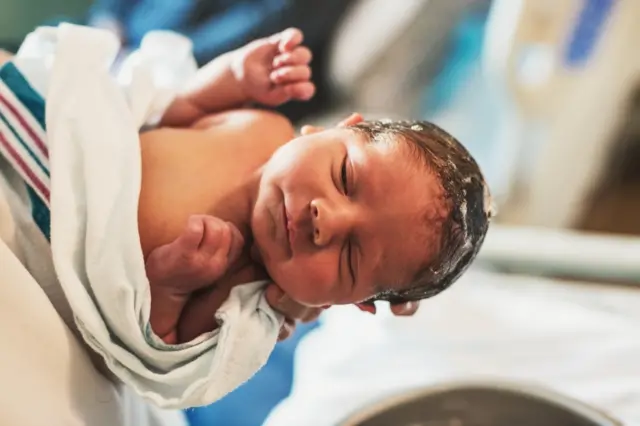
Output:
top-left (0, 110), bottom-right (49, 177)
top-left (28, 187), bottom-right (51, 241)
top-left (0, 62), bottom-right (46, 129)
top-left (0, 62), bottom-right (51, 240)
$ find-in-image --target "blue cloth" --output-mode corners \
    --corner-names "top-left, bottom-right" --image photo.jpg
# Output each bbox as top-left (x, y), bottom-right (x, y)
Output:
top-left (88, 0), bottom-right (289, 64)
top-left (185, 321), bottom-right (318, 426)
top-left (86, 0), bottom-right (355, 122)
top-left (420, 9), bottom-right (488, 115)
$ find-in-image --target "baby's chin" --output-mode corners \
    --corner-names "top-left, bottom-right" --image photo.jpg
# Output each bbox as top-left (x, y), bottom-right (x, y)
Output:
top-left (271, 270), bottom-right (335, 307)
top-left (250, 241), bottom-right (284, 283)
top-left (250, 241), bottom-right (331, 305)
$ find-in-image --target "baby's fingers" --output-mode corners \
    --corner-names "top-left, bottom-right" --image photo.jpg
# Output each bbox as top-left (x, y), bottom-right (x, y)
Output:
top-left (273, 46), bottom-right (312, 68)
top-left (283, 82), bottom-right (315, 101)
top-left (199, 216), bottom-right (228, 256)
top-left (270, 66), bottom-right (311, 85)
top-left (390, 301), bottom-right (419, 316)
top-left (226, 222), bottom-right (245, 265)
top-left (177, 216), bottom-right (207, 252)
top-left (269, 66), bottom-right (315, 101)
top-left (200, 218), bottom-right (244, 264)
top-left (273, 27), bottom-right (303, 53)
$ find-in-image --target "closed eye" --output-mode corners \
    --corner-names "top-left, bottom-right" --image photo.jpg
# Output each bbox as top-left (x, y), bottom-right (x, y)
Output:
top-left (347, 241), bottom-right (356, 284)
top-left (340, 155), bottom-right (349, 195)
top-left (343, 239), bottom-right (356, 285)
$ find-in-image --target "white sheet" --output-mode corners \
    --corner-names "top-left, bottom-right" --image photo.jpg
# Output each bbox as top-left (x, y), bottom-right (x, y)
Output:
top-left (13, 24), bottom-right (282, 409)
top-left (0, 179), bottom-right (187, 426)
top-left (264, 269), bottom-right (640, 425)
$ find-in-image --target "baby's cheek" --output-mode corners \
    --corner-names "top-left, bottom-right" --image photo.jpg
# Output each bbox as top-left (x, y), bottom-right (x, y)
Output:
top-left (278, 255), bottom-right (338, 306)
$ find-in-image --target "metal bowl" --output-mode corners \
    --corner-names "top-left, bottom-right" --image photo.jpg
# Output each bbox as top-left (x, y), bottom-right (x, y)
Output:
top-left (339, 380), bottom-right (622, 426)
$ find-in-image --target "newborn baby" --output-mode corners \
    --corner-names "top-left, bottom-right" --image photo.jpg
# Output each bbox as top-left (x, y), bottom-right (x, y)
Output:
top-left (1, 27), bottom-right (491, 349)
top-left (143, 113), bottom-right (491, 344)
top-left (138, 31), bottom-right (492, 343)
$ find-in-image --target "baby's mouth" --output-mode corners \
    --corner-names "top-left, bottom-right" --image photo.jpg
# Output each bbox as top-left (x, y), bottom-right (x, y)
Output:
top-left (284, 205), bottom-right (295, 248)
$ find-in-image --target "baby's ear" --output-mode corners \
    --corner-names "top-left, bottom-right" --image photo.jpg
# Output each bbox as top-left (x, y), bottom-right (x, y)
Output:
top-left (355, 302), bottom-right (376, 315)
top-left (300, 125), bottom-right (324, 136)
top-left (338, 113), bottom-right (364, 127)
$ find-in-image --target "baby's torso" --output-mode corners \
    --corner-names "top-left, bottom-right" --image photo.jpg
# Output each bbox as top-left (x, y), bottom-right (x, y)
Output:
top-left (138, 126), bottom-right (244, 257)
top-left (138, 110), bottom-right (292, 300)
top-left (137, 110), bottom-right (289, 256)
top-left (139, 112), bottom-right (293, 341)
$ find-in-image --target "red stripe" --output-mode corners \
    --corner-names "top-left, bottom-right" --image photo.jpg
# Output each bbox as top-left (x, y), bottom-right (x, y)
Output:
top-left (0, 94), bottom-right (49, 159)
top-left (0, 130), bottom-right (50, 202)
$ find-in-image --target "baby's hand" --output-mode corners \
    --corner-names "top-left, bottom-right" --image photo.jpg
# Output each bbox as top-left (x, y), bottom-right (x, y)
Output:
top-left (231, 28), bottom-right (315, 107)
top-left (145, 215), bottom-right (243, 343)
top-left (145, 215), bottom-right (245, 294)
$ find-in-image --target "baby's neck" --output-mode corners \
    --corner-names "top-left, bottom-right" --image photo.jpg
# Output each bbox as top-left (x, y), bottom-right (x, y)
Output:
top-left (206, 166), bottom-right (272, 282)
top-left (222, 238), bottom-right (270, 288)
top-left (207, 166), bottom-right (262, 239)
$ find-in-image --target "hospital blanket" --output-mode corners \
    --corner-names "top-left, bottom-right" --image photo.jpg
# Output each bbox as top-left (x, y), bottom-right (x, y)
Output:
top-left (264, 269), bottom-right (640, 425)
top-left (2, 24), bottom-right (282, 409)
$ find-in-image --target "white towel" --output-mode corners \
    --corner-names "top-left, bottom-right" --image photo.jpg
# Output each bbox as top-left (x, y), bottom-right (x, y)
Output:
top-left (18, 24), bottom-right (282, 409)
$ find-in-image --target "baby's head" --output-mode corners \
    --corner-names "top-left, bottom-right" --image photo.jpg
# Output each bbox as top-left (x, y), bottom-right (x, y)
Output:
top-left (251, 114), bottom-right (491, 309)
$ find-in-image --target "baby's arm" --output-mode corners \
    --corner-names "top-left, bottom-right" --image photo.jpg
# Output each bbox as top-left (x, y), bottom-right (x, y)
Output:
top-left (158, 52), bottom-right (241, 128)
top-left (145, 215), bottom-right (244, 344)
top-left (160, 28), bottom-right (313, 128)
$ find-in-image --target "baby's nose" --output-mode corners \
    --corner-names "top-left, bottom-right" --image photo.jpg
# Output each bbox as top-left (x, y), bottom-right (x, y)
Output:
top-left (310, 200), bottom-right (351, 246)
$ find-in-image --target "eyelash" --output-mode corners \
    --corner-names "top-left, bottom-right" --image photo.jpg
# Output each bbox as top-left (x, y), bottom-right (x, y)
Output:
top-left (340, 155), bottom-right (349, 195)
top-left (339, 155), bottom-right (355, 283)
top-left (347, 242), bottom-right (355, 284)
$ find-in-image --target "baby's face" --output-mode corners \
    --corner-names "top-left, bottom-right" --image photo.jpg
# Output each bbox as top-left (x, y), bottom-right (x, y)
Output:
top-left (251, 126), bottom-right (446, 306)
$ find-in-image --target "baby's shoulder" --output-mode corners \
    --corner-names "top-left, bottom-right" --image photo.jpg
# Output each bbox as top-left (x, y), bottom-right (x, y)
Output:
top-left (192, 109), bottom-right (295, 153)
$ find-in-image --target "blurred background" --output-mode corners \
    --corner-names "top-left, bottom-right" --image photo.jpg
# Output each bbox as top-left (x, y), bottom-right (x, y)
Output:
top-left (4, 0), bottom-right (640, 239)
top-left (4, 0), bottom-right (640, 425)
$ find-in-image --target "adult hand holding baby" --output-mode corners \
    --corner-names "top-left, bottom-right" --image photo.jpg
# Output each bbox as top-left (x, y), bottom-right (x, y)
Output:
top-left (264, 283), bottom-right (419, 341)
top-left (264, 287), bottom-right (418, 341)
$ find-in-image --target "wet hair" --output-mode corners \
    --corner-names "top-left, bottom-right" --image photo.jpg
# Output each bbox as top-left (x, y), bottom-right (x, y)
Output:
top-left (350, 120), bottom-right (493, 305)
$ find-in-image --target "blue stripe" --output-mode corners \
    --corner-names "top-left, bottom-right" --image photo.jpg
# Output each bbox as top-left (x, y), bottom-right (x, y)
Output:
top-left (0, 62), bottom-right (46, 129)
top-left (0, 110), bottom-right (50, 177)
top-left (563, 0), bottom-right (616, 68)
